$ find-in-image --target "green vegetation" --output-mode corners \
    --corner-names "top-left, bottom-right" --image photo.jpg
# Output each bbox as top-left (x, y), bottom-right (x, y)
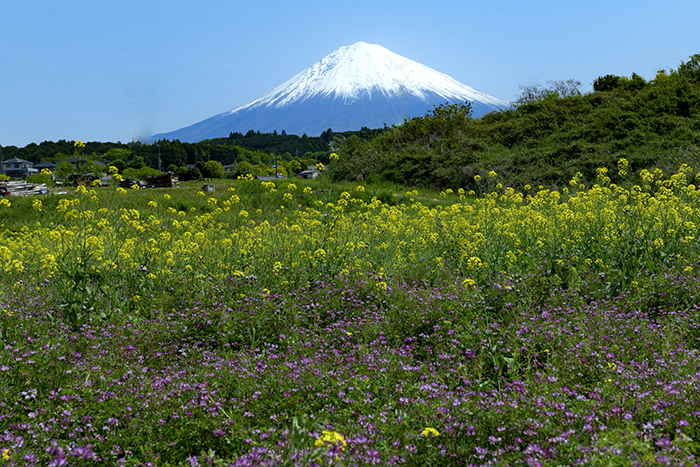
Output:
top-left (3, 169), bottom-right (700, 464)
top-left (331, 53), bottom-right (700, 191)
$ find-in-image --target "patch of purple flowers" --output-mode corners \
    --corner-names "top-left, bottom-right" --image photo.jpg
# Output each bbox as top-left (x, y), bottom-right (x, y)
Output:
top-left (1, 262), bottom-right (699, 465)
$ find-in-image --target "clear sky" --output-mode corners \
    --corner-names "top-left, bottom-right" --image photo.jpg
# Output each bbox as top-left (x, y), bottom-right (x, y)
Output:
top-left (1, 0), bottom-right (698, 147)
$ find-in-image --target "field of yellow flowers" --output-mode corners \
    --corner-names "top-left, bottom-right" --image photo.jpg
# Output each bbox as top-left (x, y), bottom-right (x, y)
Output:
top-left (1, 163), bottom-right (700, 465)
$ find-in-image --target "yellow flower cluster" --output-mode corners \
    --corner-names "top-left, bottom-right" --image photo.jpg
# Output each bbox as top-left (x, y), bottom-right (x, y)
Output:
top-left (314, 430), bottom-right (346, 449)
top-left (1, 167), bottom-right (700, 293)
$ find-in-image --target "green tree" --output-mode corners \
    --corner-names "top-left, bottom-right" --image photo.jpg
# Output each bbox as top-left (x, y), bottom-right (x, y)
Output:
top-left (516, 79), bottom-right (581, 105)
top-left (625, 73), bottom-right (647, 92)
top-left (188, 167), bottom-right (202, 181)
top-left (176, 166), bottom-right (189, 180)
top-left (128, 156), bottom-right (146, 169)
top-left (238, 161), bottom-right (255, 177)
top-left (111, 159), bottom-right (127, 172)
top-left (122, 166), bottom-right (161, 181)
top-left (201, 160), bottom-right (225, 179)
top-left (55, 161), bottom-right (75, 179)
top-left (288, 159), bottom-right (302, 174)
top-left (102, 148), bottom-right (133, 162)
top-left (677, 53), bottom-right (700, 83)
top-left (593, 74), bottom-right (623, 92)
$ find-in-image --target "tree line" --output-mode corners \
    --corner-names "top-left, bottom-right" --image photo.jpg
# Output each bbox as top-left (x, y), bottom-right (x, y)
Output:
top-left (1, 126), bottom-right (392, 179)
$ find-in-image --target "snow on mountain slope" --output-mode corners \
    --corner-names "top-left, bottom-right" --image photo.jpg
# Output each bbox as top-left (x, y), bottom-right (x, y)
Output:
top-left (151, 42), bottom-right (510, 142)
top-left (232, 41), bottom-right (509, 111)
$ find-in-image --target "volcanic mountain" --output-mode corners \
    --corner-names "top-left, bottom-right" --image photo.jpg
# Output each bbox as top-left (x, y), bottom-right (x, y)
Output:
top-left (151, 42), bottom-right (510, 142)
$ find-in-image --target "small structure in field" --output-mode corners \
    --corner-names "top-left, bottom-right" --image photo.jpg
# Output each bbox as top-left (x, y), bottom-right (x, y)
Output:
top-left (148, 173), bottom-right (180, 188)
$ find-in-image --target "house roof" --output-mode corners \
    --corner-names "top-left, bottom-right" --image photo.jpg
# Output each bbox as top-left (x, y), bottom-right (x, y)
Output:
top-left (2, 157), bottom-right (32, 164)
top-left (34, 161), bottom-right (57, 168)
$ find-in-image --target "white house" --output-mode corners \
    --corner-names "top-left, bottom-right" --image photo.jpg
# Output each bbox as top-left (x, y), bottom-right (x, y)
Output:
top-left (298, 165), bottom-right (320, 179)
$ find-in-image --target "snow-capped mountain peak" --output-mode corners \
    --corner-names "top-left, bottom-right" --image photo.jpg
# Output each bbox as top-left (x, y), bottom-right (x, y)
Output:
top-left (151, 42), bottom-right (509, 142)
top-left (232, 41), bottom-right (508, 112)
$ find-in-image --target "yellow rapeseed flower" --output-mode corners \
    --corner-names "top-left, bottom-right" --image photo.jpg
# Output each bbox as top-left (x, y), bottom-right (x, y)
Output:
top-left (314, 430), bottom-right (346, 449)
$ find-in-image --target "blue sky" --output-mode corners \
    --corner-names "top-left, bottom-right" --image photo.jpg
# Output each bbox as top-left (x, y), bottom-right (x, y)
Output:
top-left (1, 0), bottom-right (698, 147)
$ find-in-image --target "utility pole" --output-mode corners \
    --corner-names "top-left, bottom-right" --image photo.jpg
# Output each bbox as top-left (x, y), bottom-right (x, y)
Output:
top-left (0, 144), bottom-right (3, 175)
top-left (157, 144), bottom-right (162, 172)
top-left (275, 145), bottom-right (278, 179)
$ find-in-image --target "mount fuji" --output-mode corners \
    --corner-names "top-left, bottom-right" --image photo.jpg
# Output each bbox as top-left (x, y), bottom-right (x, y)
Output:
top-left (151, 42), bottom-right (510, 142)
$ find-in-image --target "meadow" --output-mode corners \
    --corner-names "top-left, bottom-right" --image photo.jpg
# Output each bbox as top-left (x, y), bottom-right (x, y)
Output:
top-left (1, 164), bottom-right (700, 466)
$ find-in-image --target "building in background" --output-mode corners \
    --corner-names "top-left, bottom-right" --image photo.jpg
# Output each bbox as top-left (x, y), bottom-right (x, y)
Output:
top-left (1, 157), bottom-right (37, 178)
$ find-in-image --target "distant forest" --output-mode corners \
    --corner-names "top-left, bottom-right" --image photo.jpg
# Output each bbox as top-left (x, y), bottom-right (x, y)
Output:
top-left (1, 127), bottom-right (388, 171)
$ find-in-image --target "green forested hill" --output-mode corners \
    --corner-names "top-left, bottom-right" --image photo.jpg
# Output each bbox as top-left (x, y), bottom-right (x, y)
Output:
top-left (331, 54), bottom-right (700, 191)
